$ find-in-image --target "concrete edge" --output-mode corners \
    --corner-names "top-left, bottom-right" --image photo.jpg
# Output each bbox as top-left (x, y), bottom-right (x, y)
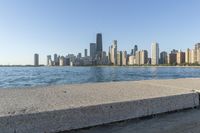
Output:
top-left (0, 92), bottom-right (199, 133)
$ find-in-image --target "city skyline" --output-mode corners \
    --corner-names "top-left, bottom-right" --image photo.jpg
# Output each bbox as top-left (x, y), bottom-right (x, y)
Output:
top-left (3, 32), bottom-right (200, 66)
top-left (43, 33), bottom-right (200, 67)
top-left (1, 0), bottom-right (200, 65)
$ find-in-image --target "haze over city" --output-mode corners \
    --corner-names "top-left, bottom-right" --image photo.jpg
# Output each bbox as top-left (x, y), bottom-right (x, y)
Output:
top-left (0, 0), bottom-right (200, 65)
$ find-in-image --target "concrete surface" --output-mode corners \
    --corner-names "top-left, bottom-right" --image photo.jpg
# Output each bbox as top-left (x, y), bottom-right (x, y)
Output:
top-left (0, 78), bottom-right (200, 133)
top-left (66, 108), bottom-right (200, 133)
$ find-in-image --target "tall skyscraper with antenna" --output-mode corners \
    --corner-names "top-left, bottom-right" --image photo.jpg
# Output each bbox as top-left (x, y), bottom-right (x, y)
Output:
top-left (96, 33), bottom-right (103, 62)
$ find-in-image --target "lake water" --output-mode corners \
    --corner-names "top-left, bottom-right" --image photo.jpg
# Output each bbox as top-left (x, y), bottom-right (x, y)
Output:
top-left (0, 66), bottom-right (200, 89)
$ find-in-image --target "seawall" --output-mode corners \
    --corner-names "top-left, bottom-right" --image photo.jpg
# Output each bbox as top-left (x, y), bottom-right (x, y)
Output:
top-left (0, 78), bottom-right (200, 133)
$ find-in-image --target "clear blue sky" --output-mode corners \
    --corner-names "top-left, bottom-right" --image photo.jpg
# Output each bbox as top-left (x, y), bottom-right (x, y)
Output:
top-left (0, 0), bottom-right (200, 65)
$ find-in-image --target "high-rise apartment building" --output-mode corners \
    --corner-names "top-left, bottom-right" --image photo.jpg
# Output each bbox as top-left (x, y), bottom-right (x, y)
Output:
top-left (47, 55), bottom-right (52, 66)
top-left (197, 49), bottom-right (200, 64)
top-left (168, 50), bottom-right (178, 65)
top-left (160, 51), bottom-right (168, 64)
top-left (59, 56), bottom-right (66, 66)
top-left (128, 55), bottom-right (136, 65)
top-left (195, 43), bottom-right (200, 50)
top-left (185, 48), bottom-right (191, 64)
top-left (77, 53), bottom-right (82, 59)
top-left (151, 42), bottom-right (159, 65)
top-left (140, 50), bottom-right (148, 65)
top-left (122, 51), bottom-right (127, 66)
top-left (176, 51), bottom-right (185, 64)
top-left (191, 43), bottom-right (200, 63)
top-left (101, 51), bottom-right (108, 65)
top-left (108, 46), bottom-right (111, 64)
top-left (168, 53), bottom-right (176, 65)
top-left (84, 49), bottom-right (88, 57)
top-left (136, 51), bottom-right (140, 65)
top-left (90, 43), bottom-right (96, 59)
top-left (54, 54), bottom-right (59, 66)
top-left (110, 40), bottom-right (117, 65)
top-left (34, 54), bottom-right (39, 66)
top-left (191, 49), bottom-right (196, 64)
top-left (66, 54), bottom-right (76, 66)
top-left (117, 51), bottom-right (122, 66)
top-left (195, 43), bottom-right (200, 64)
top-left (54, 54), bottom-right (57, 62)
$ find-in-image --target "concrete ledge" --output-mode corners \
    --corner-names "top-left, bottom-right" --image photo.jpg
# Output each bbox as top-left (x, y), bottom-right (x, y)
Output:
top-left (0, 78), bottom-right (200, 133)
top-left (68, 108), bottom-right (200, 133)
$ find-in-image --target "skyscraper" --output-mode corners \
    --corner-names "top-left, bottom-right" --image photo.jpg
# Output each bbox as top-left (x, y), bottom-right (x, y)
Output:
top-left (151, 42), bottom-right (159, 65)
top-left (197, 49), bottom-right (200, 64)
top-left (101, 51), bottom-right (108, 65)
top-left (191, 49), bottom-right (196, 64)
top-left (136, 51), bottom-right (140, 65)
top-left (54, 54), bottom-right (59, 66)
top-left (34, 54), bottom-right (39, 66)
top-left (108, 46), bottom-right (111, 64)
top-left (110, 40), bottom-right (117, 65)
top-left (96, 33), bottom-right (103, 62)
top-left (54, 54), bottom-right (57, 62)
top-left (185, 48), bottom-right (191, 64)
top-left (122, 51), bottom-right (127, 66)
top-left (77, 53), bottom-right (82, 58)
top-left (67, 54), bottom-right (76, 66)
top-left (47, 55), bottom-right (52, 66)
top-left (59, 56), bottom-right (66, 66)
top-left (84, 49), bottom-right (88, 57)
top-left (128, 55), bottom-right (136, 65)
top-left (168, 50), bottom-right (178, 65)
top-left (96, 33), bottom-right (102, 53)
top-left (140, 50), bottom-right (148, 65)
top-left (160, 51), bottom-right (168, 64)
top-left (131, 45), bottom-right (138, 56)
top-left (90, 43), bottom-right (96, 59)
top-left (195, 43), bottom-right (200, 64)
top-left (176, 50), bottom-right (185, 64)
top-left (133, 45), bottom-right (138, 56)
top-left (117, 51), bottom-right (122, 66)
top-left (195, 43), bottom-right (200, 50)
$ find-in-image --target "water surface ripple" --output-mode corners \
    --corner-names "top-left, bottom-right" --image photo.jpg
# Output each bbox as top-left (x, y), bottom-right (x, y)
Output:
top-left (0, 66), bottom-right (200, 89)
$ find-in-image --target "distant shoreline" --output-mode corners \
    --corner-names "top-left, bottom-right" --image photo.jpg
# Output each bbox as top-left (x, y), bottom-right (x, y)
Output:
top-left (1, 65), bottom-right (200, 68)
top-left (0, 65), bottom-right (45, 67)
